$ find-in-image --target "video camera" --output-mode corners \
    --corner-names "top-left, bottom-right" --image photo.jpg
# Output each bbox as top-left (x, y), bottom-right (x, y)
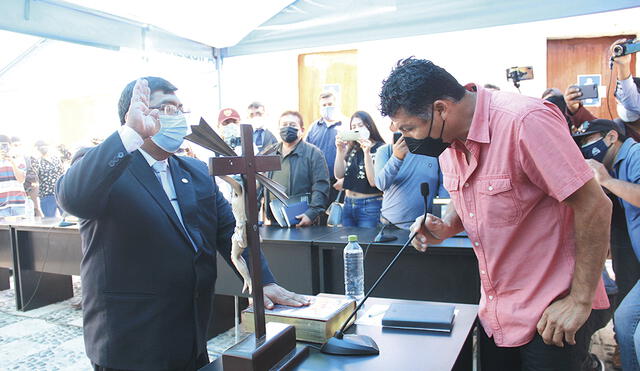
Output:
top-left (613, 39), bottom-right (640, 57)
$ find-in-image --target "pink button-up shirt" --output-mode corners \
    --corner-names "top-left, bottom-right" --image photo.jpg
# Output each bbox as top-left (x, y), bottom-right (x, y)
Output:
top-left (439, 85), bottom-right (609, 347)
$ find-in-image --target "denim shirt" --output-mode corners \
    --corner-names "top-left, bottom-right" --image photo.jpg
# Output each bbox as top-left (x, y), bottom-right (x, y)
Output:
top-left (613, 137), bottom-right (640, 261)
top-left (615, 76), bottom-right (640, 115)
top-left (374, 144), bottom-right (448, 229)
top-left (305, 119), bottom-right (342, 178)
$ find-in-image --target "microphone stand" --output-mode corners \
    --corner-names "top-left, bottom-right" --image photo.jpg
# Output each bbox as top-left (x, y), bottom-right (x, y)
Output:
top-left (320, 183), bottom-right (431, 356)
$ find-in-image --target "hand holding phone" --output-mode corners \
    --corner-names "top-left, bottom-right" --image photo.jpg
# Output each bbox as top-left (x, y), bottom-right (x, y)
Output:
top-left (571, 84), bottom-right (598, 100)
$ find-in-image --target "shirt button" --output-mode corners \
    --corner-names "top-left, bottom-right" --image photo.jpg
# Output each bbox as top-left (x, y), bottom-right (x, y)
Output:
top-left (469, 212), bottom-right (474, 217)
top-left (474, 242), bottom-right (480, 247)
top-left (481, 270), bottom-right (486, 275)
top-left (117, 152), bottom-right (125, 158)
top-left (464, 183), bottom-right (469, 188)
top-left (488, 186), bottom-right (494, 191)
top-left (489, 295), bottom-right (494, 300)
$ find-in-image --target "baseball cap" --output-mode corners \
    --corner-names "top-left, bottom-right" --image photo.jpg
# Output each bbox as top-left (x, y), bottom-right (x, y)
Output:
top-left (572, 119), bottom-right (623, 141)
top-left (218, 108), bottom-right (240, 125)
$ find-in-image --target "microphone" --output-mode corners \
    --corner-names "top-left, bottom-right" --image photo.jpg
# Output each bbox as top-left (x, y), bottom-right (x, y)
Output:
top-left (320, 182), bottom-right (431, 356)
top-left (613, 40), bottom-right (640, 57)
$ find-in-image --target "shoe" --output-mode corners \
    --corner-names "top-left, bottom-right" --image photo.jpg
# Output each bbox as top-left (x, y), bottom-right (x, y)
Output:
top-left (587, 353), bottom-right (605, 371)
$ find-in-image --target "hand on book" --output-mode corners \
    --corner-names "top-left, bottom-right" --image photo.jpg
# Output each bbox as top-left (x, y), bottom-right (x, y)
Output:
top-left (262, 283), bottom-right (311, 309)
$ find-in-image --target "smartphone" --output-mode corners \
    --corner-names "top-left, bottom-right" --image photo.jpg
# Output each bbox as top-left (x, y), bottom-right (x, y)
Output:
top-left (573, 84), bottom-right (598, 100)
top-left (393, 132), bottom-right (402, 144)
top-left (0, 142), bottom-right (9, 155)
top-left (506, 66), bottom-right (534, 81)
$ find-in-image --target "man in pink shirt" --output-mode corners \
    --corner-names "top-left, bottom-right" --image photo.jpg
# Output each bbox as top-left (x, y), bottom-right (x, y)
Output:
top-left (380, 58), bottom-right (611, 370)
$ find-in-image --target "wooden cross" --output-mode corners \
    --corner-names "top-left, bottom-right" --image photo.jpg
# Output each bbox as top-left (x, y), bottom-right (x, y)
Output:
top-left (208, 124), bottom-right (280, 339)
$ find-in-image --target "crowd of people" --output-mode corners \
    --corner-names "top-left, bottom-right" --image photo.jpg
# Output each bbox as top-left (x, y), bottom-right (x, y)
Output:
top-left (0, 135), bottom-right (70, 219)
top-left (213, 94), bottom-right (449, 230)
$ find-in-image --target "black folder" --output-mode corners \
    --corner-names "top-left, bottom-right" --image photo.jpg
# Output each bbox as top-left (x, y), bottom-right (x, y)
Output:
top-left (381, 303), bottom-right (455, 332)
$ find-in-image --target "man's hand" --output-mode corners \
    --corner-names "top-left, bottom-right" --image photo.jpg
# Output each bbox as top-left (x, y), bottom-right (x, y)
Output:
top-left (611, 38), bottom-right (633, 81)
top-left (262, 283), bottom-right (311, 309)
top-left (126, 79), bottom-right (160, 139)
top-left (564, 86), bottom-right (583, 115)
top-left (295, 213), bottom-right (313, 227)
top-left (409, 213), bottom-right (453, 252)
top-left (586, 159), bottom-right (613, 187)
top-left (536, 295), bottom-right (592, 347)
top-left (392, 137), bottom-right (409, 160)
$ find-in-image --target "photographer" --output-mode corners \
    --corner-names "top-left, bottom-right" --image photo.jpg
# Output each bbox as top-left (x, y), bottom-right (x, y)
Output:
top-left (0, 135), bottom-right (27, 218)
top-left (573, 119), bottom-right (640, 370)
top-left (612, 38), bottom-right (640, 116)
top-left (334, 111), bottom-right (385, 228)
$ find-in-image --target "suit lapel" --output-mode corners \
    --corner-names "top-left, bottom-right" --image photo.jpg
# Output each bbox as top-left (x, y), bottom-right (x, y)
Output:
top-left (128, 151), bottom-right (192, 245)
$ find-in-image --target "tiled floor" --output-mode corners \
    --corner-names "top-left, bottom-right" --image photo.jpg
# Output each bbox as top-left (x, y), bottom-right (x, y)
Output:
top-left (0, 275), bottom-right (621, 370)
top-left (0, 277), bottom-right (250, 370)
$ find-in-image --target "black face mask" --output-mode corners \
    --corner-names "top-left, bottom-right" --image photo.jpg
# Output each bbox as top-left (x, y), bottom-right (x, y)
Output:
top-left (279, 126), bottom-right (299, 143)
top-left (404, 107), bottom-right (451, 157)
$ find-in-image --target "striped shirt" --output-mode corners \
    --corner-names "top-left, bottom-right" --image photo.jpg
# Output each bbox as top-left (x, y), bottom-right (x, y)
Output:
top-left (0, 159), bottom-right (27, 212)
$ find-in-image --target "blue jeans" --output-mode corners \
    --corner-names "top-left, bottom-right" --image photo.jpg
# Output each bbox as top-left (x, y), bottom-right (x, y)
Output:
top-left (40, 195), bottom-right (60, 218)
top-left (342, 196), bottom-right (382, 228)
top-left (615, 279), bottom-right (640, 371)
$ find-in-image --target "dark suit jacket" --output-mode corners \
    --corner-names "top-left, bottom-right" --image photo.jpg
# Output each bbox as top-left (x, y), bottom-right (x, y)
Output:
top-left (56, 132), bottom-right (275, 370)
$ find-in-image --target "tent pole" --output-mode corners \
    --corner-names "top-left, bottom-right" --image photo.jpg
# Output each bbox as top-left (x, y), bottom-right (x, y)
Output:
top-left (0, 38), bottom-right (47, 79)
top-left (214, 48), bottom-right (224, 112)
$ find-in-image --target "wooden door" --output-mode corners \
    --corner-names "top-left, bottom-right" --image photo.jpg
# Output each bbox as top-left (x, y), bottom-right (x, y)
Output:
top-left (547, 35), bottom-right (636, 120)
top-left (298, 50), bottom-right (357, 129)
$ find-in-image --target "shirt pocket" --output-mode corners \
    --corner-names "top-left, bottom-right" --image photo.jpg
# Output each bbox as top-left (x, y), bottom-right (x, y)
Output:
top-left (477, 176), bottom-right (522, 227)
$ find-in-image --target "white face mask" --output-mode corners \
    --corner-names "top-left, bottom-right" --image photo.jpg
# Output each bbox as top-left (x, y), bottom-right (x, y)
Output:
top-left (222, 123), bottom-right (240, 139)
top-left (321, 105), bottom-right (339, 121)
top-left (150, 114), bottom-right (188, 153)
top-left (617, 103), bottom-right (640, 122)
top-left (249, 117), bottom-right (265, 129)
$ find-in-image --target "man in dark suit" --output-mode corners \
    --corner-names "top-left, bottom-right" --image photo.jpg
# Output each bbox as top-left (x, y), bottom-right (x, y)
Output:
top-left (56, 77), bottom-right (309, 371)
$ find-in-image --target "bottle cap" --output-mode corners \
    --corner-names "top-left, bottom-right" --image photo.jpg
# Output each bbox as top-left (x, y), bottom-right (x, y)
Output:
top-left (348, 235), bottom-right (358, 242)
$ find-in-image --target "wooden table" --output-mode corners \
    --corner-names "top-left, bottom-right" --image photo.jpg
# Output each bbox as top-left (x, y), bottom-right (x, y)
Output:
top-left (202, 296), bottom-right (478, 371)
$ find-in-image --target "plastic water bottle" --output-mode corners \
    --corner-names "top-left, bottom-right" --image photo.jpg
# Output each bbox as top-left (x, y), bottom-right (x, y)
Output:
top-left (344, 235), bottom-right (364, 302)
top-left (24, 199), bottom-right (34, 222)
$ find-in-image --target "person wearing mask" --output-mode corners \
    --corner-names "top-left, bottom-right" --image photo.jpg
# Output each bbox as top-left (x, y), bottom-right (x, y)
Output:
top-left (0, 135), bottom-right (27, 218)
top-left (56, 78), bottom-right (309, 371)
top-left (306, 92), bottom-right (343, 202)
top-left (265, 111), bottom-right (330, 227)
top-left (32, 140), bottom-right (65, 218)
top-left (380, 58), bottom-right (611, 370)
top-left (375, 122), bottom-right (448, 229)
top-left (573, 119), bottom-right (640, 371)
top-left (247, 102), bottom-right (278, 152)
top-left (217, 108), bottom-right (243, 153)
top-left (334, 111), bottom-right (385, 228)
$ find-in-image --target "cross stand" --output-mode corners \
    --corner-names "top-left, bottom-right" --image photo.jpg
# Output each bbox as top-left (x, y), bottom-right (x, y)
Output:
top-left (207, 124), bottom-right (308, 371)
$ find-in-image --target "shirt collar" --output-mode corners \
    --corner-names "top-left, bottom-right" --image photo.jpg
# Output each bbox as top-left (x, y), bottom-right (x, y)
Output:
top-left (466, 84), bottom-right (491, 144)
top-left (614, 137), bottom-right (637, 167)
top-left (138, 148), bottom-right (168, 168)
top-left (319, 119), bottom-right (342, 128)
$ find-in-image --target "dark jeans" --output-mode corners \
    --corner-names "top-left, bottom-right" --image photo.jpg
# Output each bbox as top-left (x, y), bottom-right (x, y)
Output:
top-left (93, 352), bottom-right (209, 371)
top-left (342, 196), bottom-right (382, 228)
top-left (479, 308), bottom-right (611, 371)
top-left (612, 245), bottom-right (640, 310)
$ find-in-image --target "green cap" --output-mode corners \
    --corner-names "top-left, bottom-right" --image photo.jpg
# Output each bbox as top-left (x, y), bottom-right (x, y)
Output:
top-left (348, 235), bottom-right (358, 242)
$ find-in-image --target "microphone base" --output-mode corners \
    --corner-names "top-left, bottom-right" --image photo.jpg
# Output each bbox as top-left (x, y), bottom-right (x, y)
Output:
top-left (320, 334), bottom-right (380, 356)
top-left (374, 234), bottom-right (397, 243)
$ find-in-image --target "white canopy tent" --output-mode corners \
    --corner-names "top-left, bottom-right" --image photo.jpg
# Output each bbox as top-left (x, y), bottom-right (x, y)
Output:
top-left (0, 0), bottom-right (638, 145)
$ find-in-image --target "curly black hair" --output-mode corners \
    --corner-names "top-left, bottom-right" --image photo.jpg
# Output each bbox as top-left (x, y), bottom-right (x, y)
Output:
top-left (379, 57), bottom-right (466, 118)
top-left (118, 77), bottom-right (178, 125)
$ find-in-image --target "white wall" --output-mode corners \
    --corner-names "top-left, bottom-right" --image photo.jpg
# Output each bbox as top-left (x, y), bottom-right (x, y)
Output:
top-left (222, 7), bottom-right (640, 141)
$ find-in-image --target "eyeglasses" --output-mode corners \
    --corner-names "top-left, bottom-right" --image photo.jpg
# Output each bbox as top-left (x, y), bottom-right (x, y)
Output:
top-left (149, 103), bottom-right (190, 116)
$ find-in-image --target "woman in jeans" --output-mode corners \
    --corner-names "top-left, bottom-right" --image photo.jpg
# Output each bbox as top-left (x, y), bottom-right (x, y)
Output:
top-left (334, 111), bottom-right (385, 228)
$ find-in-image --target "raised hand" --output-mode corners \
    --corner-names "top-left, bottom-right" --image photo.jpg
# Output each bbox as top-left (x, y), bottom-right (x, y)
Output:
top-left (126, 79), bottom-right (160, 139)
